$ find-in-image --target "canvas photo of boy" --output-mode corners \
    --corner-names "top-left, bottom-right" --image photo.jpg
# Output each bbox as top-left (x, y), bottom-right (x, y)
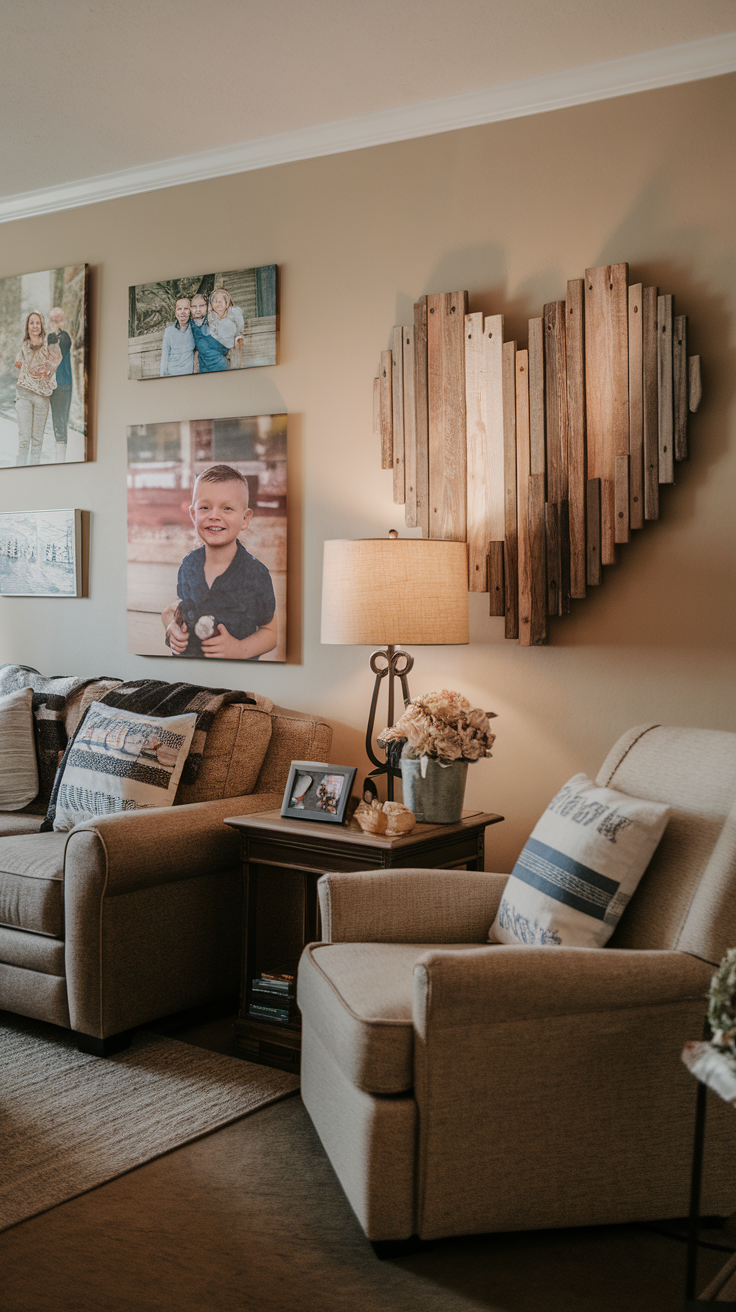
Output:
top-left (127, 414), bottom-right (286, 662)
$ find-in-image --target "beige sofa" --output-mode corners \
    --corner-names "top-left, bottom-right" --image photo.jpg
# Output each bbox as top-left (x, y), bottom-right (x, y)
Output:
top-left (0, 678), bottom-right (331, 1054)
top-left (298, 724), bottom-right (736, 1242)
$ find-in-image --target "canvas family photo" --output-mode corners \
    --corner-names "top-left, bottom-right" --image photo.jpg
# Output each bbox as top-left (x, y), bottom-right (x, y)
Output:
top-left (127, 413), bottom-right (287, 662)
top-left (128, 265), bottom-right (277, 380)
top-left (0, 264), bottom-right (88, 468)
top-left (0, 509), bottom-right (83, 596)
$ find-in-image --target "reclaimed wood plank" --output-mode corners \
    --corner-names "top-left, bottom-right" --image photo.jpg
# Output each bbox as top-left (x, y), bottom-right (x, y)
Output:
top-left (528, 473), bottom-right (548, 645)
top-left (413, 298), bottom-right (430, 535)
top-left (643, 286), bottom-right (659, 519)
top-left (628, 283), bottom-right (644, 530)
top-left (465, 312), bottom-right (504, 589)
top-left (586, 478), bottom-right (602, 586)
top-left (615, 453), bottom-right (630, 543)
top-left (559, 500), bottom-right (571, 616)
top-left (528, 317), bottom-right (546, 479)
top-left (657, 294), bottom-right (674, 484)
top-left (488, 541), bottom-right (505, 616)
top-left (373, 375), bottom-right (380, 436)
top-left (689, 355), bottom-right (702, 412)
top-left (674, 314), bottom-right (688, 461)
top-left (427, 291), bottom-right (468, 541)
top-left (402, 325), bottom-right (417, 526)
top-left (380, 349), bottom-right (393, 471)
top-left (566, 279), bottom-right (586, 599)
top-left (502, 340), bottom-right (518, 639)
top-left (391, 326), bottom-right (405, 503)
top-left (545, 502), bottom-right (560, 617)
top-left (584, 263), bottom-right (629, 566)
top-left (544, 300), bottom-right (568, 506)
top-left (516, 350), bottom-right (532, 644)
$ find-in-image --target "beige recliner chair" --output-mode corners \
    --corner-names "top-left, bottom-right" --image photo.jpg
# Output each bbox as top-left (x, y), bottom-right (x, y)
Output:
top-left (298, 724), bottom-right (736, 1242)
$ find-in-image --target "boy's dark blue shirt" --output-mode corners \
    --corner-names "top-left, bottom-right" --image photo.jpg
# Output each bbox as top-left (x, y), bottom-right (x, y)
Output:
top-left (176, 540), bottom-right (275, 658)
top-left (190, 318), bottom-right (229, 372)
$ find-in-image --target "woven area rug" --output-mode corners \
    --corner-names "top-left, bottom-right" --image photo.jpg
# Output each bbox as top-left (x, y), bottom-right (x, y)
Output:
top-left (0, 1013), bottom-right (298, 1233)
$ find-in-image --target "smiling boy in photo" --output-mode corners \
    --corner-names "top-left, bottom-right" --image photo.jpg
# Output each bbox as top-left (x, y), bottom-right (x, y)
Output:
top-left (162, 464), bottom-right (277, 660)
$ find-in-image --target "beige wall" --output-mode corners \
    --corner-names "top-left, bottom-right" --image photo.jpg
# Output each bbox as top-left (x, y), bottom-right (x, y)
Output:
top-left (1, 74), bottom-right (734, 872)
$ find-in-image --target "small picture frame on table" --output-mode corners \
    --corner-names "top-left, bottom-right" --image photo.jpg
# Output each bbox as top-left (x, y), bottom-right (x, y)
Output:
top-left (281, 761), bottom-right (357, 825)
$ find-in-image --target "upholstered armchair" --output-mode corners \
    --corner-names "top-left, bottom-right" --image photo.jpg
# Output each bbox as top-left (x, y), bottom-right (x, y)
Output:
top-left (298, 724), bottom-right (736, 1242)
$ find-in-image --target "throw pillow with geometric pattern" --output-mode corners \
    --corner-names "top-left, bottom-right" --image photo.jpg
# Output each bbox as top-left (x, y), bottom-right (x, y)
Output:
top-left (52, 702), bottom-right (196, 832)
top-left (489, 773), bottom-right (670, 949)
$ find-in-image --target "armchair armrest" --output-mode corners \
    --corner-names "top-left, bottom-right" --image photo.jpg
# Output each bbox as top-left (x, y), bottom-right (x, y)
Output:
top-left (413, 945), bottom-right (714, 1032)
top-left (65, 791), bottom-right (283, 896)
top-left (317, 868), bottom-right (508, 944)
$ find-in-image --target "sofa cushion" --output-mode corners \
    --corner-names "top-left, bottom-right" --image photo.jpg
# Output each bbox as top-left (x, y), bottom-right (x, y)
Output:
top-left (0, 833), bottom-right (67, 937)
top-left (175, 701), bottom-right (273, 804)
top-left (52, 702), bottom-right (197, 832)
top-left (298, 941), bottom-right (480, 1095)
top-left (0, 688), bottom-right (39, 811)
top-left (0, 814), bottom-right (45, 838)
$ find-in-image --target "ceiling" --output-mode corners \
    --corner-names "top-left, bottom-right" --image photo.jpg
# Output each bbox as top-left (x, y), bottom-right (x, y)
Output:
top-left (2, 0), bottom-right (735, 206)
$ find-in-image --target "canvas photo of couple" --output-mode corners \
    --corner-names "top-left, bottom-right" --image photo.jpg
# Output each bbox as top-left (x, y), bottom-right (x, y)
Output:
top-left (127, 265), bottom-right (277, 380)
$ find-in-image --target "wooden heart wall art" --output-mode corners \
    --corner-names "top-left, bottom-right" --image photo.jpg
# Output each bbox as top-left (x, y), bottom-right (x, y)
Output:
top-left (372, 263), bottom-right (702, 645)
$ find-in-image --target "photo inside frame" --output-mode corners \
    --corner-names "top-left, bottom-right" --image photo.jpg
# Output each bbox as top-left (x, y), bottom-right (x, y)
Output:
top-left (0, 264), bottom-right (88, 468)
top-left (289, 771), bottom-right (346, 815)
top-left (126, 414), bottom-right (287, 662)
top-left (127, 265), bottom-right (277, 380)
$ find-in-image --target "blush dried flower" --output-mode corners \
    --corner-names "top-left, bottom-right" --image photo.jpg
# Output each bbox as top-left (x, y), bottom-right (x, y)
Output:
top-left (378, 690), bottom-right (496, 765)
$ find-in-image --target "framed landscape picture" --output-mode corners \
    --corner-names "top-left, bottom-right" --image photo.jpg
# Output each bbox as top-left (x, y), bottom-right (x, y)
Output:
top-left (0, 509), bottom-right (85, 596)
top-left (0, 264), bottom-right (88, 468)
top-left (127, 265), bottom-right (277, 380)
top-left (127, 413), bottom-right (287, 662)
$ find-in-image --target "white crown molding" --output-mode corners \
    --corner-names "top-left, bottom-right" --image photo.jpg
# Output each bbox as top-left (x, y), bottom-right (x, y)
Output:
top-left (2, 32), bottom-right (735, 225)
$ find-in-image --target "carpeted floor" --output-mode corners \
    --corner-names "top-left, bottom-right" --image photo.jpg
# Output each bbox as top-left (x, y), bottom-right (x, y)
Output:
top-left (0, 1008), bottom-right (732, 1311)
top-left (0, 1011), bottom-right (298, 1233)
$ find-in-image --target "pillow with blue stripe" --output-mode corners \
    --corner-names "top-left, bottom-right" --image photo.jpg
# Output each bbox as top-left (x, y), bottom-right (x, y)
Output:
top-left (52, 702), bottom-right (197, 832)
top-left (489, 773), bottom-right (670, 948)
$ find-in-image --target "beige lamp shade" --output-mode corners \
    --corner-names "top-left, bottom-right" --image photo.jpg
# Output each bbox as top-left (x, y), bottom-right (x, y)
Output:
top-left (321, 538), bottom-right (469, 646)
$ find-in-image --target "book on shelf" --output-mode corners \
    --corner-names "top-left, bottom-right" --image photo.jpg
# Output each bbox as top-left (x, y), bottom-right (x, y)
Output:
top-left (248, 1001), bottom-right (294, 1025)
top-left (252, 977), bottom-right (293, 998)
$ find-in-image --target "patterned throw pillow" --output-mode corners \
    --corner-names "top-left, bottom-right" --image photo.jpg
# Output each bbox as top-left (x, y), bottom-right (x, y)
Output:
top-left (0, 687), bottom-right (39, 811)
top-left (52, 702), bottom-right (197, 833)
top-left (489, 773), bottom-right (670, 949)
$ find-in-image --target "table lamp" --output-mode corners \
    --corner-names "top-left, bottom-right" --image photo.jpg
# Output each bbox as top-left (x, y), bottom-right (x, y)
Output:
top-left (321, 532), bottom-right (469, 799)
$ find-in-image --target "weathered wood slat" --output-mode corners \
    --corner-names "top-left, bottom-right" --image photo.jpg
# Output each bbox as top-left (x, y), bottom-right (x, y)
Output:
top-left (516, 350), bottom-right (532, 644)
top-left (559, 500), bottom-right (571, 616)
top-left (465, 311), bottom-right (504, 590)
top-left (615, 453), bottom-right (630, 542)
top-left (584, 263), bottom-right (629, 566)
top-left (657, 294), bottom-right (674, 484)
top-left (642, 286), bottom-right (659, 520)
top-left (673, 314), bottom-right (688, 461)
top-left (628, 283), bottom-right (644, 530)
top-left (502, 340), bottom-right (518, 639)
top-left (544, 300), bottom-right (568, 506)
top-left (488, 541), bottom-right (505, 616)
top-left (528, 473), bottom-right (548, 645)
top-left (413, 298), bottom-right (429, 535)
top-left (380, 349), bottom-right (393, 471)
top-left (402, 325), bottom-right (417, 526)
top-left (528, 317), bottom-right (546, 479)
top-left (545, 502), bottom-right (560, 617)
top-left (373, 376), bottom-right (380, 436)
top-left (427, 291), bottom-right (468, 541)
top-left (689, 355), bottom-right (702, 412)
top-left (391, 327), bottom-right (405, 503)
top-left (586, 478), bottom-right (602, 586)
top-left (566, 280), bottom-right (586, 599)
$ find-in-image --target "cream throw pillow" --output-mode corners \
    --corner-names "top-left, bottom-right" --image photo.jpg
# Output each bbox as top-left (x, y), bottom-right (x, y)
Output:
top-left (0, 686), bottom-right (39, 811)
top-left (489, 773), bottom-right (670, 949)
top-left (52, 702), bottom-right (196, 832)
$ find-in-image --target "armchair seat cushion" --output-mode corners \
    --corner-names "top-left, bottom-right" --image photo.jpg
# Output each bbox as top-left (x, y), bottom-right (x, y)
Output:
top-left (299, 941), bottom-right (481, 1095)
top-left (0, 833), bottom-right (67, 937)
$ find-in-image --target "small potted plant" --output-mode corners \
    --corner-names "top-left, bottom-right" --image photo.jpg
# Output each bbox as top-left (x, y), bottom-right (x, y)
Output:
top-left (378, 690), bottom-right (496, 823)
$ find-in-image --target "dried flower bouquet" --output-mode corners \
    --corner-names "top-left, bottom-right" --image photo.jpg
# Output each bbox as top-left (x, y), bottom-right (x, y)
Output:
top-left (378, 689), bottom-right (496, 771)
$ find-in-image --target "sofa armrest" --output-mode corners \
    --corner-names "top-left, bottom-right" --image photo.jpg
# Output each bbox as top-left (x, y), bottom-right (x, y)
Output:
top-left (317, 868), bottom-right (508, 944)
top-left (65, 792), bottom-right (283, 897)
top-left (412, 945), bottom-right (714, 1032)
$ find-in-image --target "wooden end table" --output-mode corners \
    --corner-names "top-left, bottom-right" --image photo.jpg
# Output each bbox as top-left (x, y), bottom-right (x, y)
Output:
top-left (224, 807), bottom-right (503, 1072)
